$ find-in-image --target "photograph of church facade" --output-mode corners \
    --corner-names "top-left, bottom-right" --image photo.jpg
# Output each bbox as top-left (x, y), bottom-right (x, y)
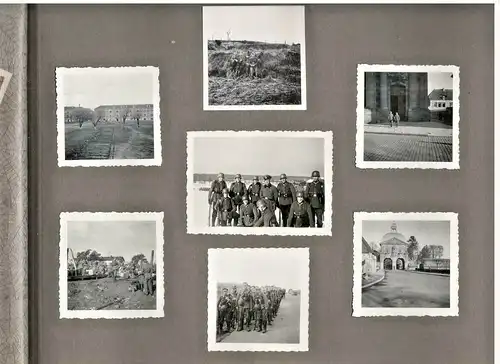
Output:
top-left (357, 65), bottom-right (459, 168)
top-left (353, 212), bottom-right (459, 316)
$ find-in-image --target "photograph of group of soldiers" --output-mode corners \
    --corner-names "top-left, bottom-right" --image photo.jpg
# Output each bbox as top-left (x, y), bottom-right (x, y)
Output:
top-left (208, 171), bottom-right (325, 228)
top-left (216, 283), bottom-right (287, 338)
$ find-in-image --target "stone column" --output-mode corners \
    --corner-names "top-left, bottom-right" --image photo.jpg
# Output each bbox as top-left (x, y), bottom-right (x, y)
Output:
top-left (419, 73), bottom-right (429, 107)
top-left (365, 72), bottom-right (377, 109)
top-left (380, 73), bottom-right (389, 112)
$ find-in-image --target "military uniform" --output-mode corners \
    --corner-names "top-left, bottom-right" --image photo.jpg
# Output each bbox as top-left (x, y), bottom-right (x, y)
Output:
top-left (237, 289), bottom-right (254, 331)
top-left (216, 196), bottom-right (236, 226)
top-left (209, 178), bottom-right (228, 226)
top-left (276, 177), bottom-right (296, 226)
top-left (287, 199), bottom-right (314, 227)
top-left (229, 177), bottom-right (247, 211)
top-left (260, 179), bottom-right (279, 212)
top-left (253, 291), bottom-right (268, 332)
top-left (305, 177), bottom-right (325, 228)
top-left (238, 202), bottom-right (259, 227)
top-left (247, 181), bottom-right (262, 204)
top-left (142, 262), bottom-right (154, 295)
top-left (253, 207), bottom-right (278, 227)
top-left (217, 291), bottom-right (232, 334)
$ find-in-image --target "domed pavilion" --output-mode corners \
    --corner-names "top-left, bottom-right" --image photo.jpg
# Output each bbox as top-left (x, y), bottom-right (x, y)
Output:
top-left (379, 222), bottom-right (408, 270)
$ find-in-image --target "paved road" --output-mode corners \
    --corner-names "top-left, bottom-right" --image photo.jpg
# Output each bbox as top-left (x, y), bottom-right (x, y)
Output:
top-left (362, 271), bottom-right (450, 308)
top-left (221, 294), bottom-right (301, 344)
top-left (364, 133), bottom-right (453, 162)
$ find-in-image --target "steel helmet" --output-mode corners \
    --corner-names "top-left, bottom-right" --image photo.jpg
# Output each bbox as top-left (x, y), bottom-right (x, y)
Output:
top-left (311, 170), bottom-right (320, 178)
top-left (280, 173), bottom-right (287, 179)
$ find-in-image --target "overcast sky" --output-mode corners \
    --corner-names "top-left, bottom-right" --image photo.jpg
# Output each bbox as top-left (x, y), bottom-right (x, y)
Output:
top-left (362, 220), bottom-right (451, 258)
top-left (62, 69), bottom-right (155, 109)
top-left (211, 249), bottom-right (307, 290)
top-left (204, 6), bottom-right (304, 44)
top-left (67, 221), bottom-right (157, 262)
top-left (428, 72), bottom-right (454, 93)
top-left (193, 136), bottom-right (325, 176)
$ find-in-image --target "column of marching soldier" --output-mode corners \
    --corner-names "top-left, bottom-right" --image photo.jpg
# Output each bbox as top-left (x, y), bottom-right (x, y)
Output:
top-left (208, 171), bottom-right (325, 228)
top-left (217, 283), bottom-right (287, 335)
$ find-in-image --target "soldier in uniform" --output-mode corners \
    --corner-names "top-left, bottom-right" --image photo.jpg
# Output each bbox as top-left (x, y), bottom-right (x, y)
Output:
top-left (305, 171), bottom-right (325, 228)
top-left (259, 175), bottom-right (278, 212)
top-left (237, 195), bottom-right (259, 227)
top-left (229, 174), bottom-right (247, 214)
top-left (237, 283), bottom-right (254, 331)
top-left (253, 199), bottom-right (279, 227)
top-left (230, 285), bottom-right (239, 330)
top-left (287, 190), bottom-right (314, 227)
top-left (265, 287), bottom-right (274, 326)
top-left (208, 173), bottom-right (228, 227)
top-left (247, 176), bottom-right (262, 204)
top-left (253, 288), bottom-right (268, 333)
top-left (142, 260), bottom-right (154, 296)
top-left (215, 188), bottom-right (237, 226)
top-left (217, 288), bottom-right (232, 335)
top-left (276, 173), bottom-right (297, 226)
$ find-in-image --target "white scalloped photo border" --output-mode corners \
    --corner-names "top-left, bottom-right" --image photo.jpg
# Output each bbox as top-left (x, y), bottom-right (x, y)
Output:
top-left (56, 66), bottom-right (162, 167)
top-left (207, 247), bottom-right (310, 352)
top-left (352, 211), bottom-right (459, 317)
top-left (355, 64), bottom-right (460, 169)
top-left (59, 211), bottom-right (165, 319)
top-left (186, 130), bottom-right (333, 236)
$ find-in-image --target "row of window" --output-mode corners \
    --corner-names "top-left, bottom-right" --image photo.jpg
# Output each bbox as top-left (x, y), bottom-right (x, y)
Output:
top-left (432, 101), bottom-right (453, 108)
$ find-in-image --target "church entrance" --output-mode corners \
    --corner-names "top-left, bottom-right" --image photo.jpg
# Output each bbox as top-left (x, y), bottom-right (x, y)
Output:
top-left (396, 258), bottom-right (405, 270)
top-left (390, 84), bottom-right (407, 121)
top-left (383, 258), bottom-right (393, 270)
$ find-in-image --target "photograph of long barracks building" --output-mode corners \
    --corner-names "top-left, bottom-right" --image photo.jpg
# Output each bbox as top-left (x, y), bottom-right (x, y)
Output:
top-left (364, 72), bottom-right (453, 125)
top-left (64, 104), bottom-right (154, 123)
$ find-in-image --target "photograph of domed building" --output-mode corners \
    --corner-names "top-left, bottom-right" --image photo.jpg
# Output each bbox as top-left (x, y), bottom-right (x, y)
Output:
top-left (356, 65), bottom-right (460, 169)
top-left (353, 212), bottom-right (459, 317)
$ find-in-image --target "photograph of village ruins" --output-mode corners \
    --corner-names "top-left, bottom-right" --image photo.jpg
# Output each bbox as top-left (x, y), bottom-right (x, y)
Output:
top-left (56, 66), bottom-right (161, 166)
top-left (357, 65), bottom-right (460, 168)
top-left (186, 131), bottom-right (333, 235)
top-left (353, 213), bottom-right (459, 317)
top-left (203, 5), bottom-right (306, 110)
top-left (59, 213), bottom-right (164, 319)
top-left (207, 248), bottom-right (309, 352)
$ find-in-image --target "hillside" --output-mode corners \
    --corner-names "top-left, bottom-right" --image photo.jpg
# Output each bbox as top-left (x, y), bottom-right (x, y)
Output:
top-left (207, 40), bottom-right (302, 106)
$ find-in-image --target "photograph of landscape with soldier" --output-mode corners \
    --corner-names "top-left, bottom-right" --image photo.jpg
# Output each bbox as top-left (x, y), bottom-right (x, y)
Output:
top-left (56, 66), bottom-right (162, 167)
top-left (186, 131), bottom-right (333, 235)
top-left (59, 212), bottom-right (164, 319)
top-left (207, 248), bottom-right (309, 351)
top-left (203, 5), bottom-right (306, 110)
top-left (356, 64), bottom-right (460, 169)
top-left (352, 212), bottom-right (459, 317)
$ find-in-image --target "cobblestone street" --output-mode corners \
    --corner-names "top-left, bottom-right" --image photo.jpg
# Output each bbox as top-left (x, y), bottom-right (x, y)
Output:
top-left (364, 133), bottom-right (453, 162)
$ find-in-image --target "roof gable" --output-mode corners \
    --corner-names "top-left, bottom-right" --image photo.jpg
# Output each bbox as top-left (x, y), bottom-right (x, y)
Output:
top-left (428, 88), bottom-right (453, 101)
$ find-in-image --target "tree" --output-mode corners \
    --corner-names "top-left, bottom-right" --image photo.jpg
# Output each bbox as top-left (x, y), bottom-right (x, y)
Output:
top-left (117, 107), bottom-right (130, 125)
top-left (92, 108), bottom-right (104, 129)
top-left (407, 236), bottom-right (419, 261)
top-left (131, 253), bottom-right (147, 266)
top-left (428, 245), bottom-right (444, 259)
top-left (417, 245), bottom-right (431, 263)
top-left (70, 107), bottom-right (94, 128)
top-left (87, 250), bottom-right (102, 262)
top-left (130, 108), bottom-right (142, 127)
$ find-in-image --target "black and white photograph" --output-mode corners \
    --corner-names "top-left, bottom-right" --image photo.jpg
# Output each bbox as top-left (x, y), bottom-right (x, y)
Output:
top-left (59, 212), bottom-right (164, 319)
top-left (186, 131), bottom-right (333, 236)
top-left (352, 212), bottom-right (459, 317)
top-left (203, 6), bottom-right (306, 110)
top-left (356, 64), bottom-right (460, 169)
top-left (207, 248), bottom-right (309, 352)
top-left (56, 66), bottom-right (162, 167)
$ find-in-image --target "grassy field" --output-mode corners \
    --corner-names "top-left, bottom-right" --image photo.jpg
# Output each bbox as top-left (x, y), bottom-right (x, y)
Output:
top-left (207, 40), bottom-right (302, 106)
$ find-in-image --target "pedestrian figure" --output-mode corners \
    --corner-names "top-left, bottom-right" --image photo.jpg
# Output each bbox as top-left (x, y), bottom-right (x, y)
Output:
top-left (216, 188), bottom-right (237, 226)
top-left (237, 195), bottom-right (259, 227)
top-left (305, 171), bottom-right (325, 228)
top-left (259, 175), bottom-right (279, 212)
top-left (388, 111), bottom-right (394, 127)
top-left (247, 176), bottom-right (262, 204)
top-left (229, 174), bottom-right (247, 215)
top-left (287, 191), bottom-right (314, 227)
top-left (208, 173), bottom-right (227, 227)
top-left (277, 173), bottom-right (297, 227)
top-left (236, 283), bottom-right (253, 331)
top-left (217, 288), bottom-right (232, 335)
top-left (394, 112), bottom-right (400, 127)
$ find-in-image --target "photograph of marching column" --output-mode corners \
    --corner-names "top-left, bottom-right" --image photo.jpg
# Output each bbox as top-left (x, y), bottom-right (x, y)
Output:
top-left (59, 212), bottom-right (164, 319)
top-left (352, 212), bottom-right (459, 317)
top-left (207, 248), bottom-right (309, 352)
top-left (56, 66), bottom-right (162, 167)
top-left (186, 131), bottom-right (333, 236)
top-left (356, 64), bottom-right (460, 169)
top-left (203, 5), bottom-right (306, 110)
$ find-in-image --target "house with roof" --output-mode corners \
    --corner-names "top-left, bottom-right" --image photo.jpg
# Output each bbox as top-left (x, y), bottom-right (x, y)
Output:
top-left (428, 88), bottom-right (453, 111)
top-left (362, 237), bottom-right (379, 274)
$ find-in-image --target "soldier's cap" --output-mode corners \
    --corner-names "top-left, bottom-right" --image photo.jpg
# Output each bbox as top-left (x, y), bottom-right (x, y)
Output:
top-left (222, 287), bottom-right (228, 291)
top-left (256, 199), bottom-right (267, 208)
top-left (222, 188), bottom-right (229, 193)
top-left (253, 176), bottom-right (259, 180)
top-left (242, 195), bottom-right (249, 201)
top-left (311, 170), bottom-right (321, 177)
top-left (217, 172), bottom-right (225, 178)
top-left (280, 173), bottom-right (287, 179)
top-left (235, 174), bottom-right (241, 179)
top-left (296, 191), bottom-right (304, 197)
top-left (264, 174), bottom-right (272, 180)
